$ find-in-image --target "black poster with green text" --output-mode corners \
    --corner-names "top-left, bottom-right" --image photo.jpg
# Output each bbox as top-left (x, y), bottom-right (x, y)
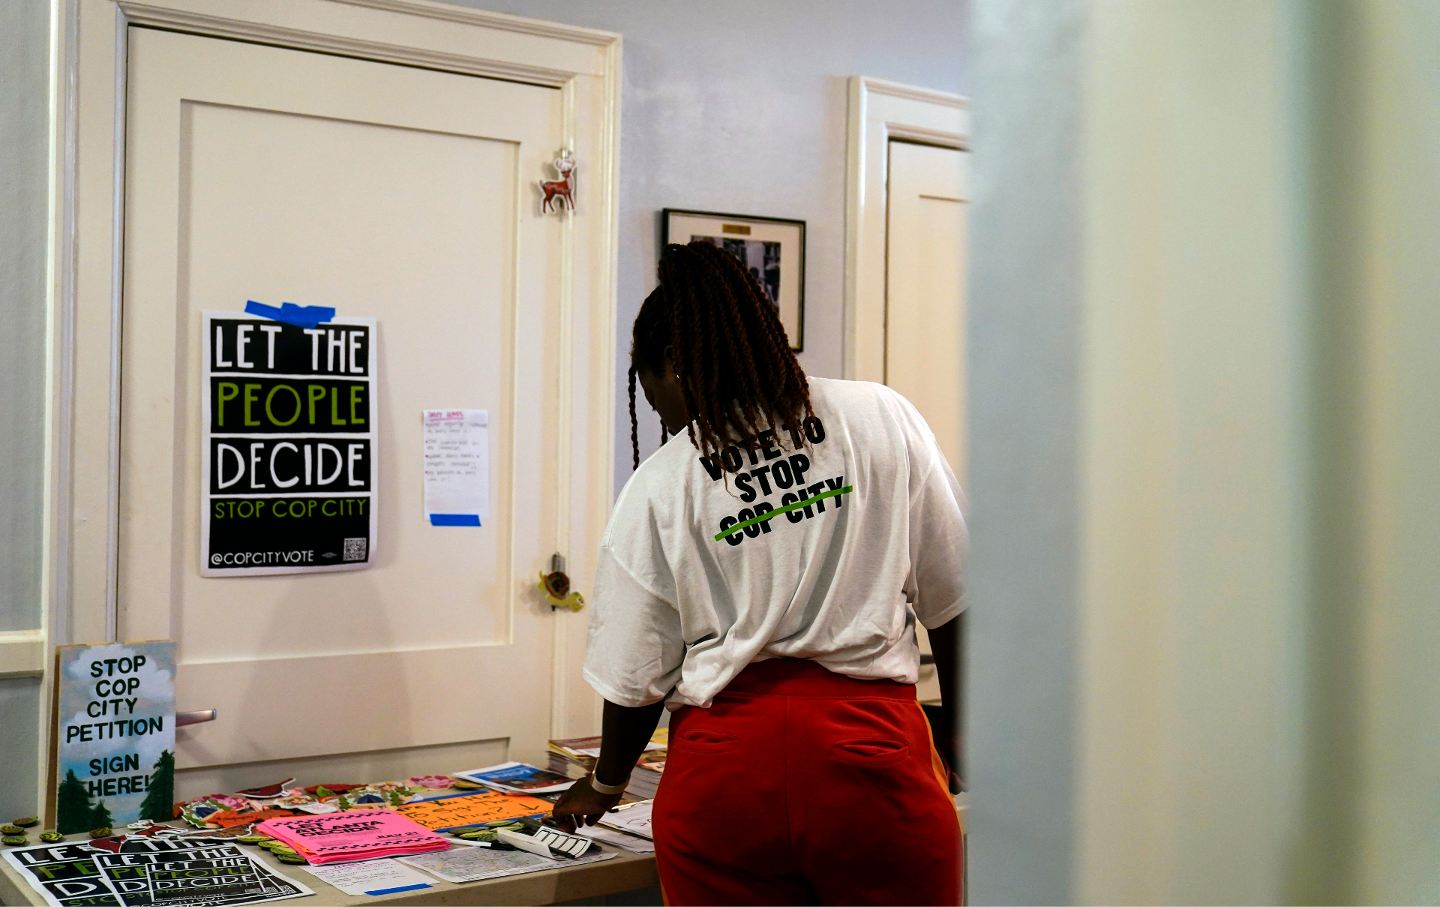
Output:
top-left (201, 312), bottom-right (377, 576)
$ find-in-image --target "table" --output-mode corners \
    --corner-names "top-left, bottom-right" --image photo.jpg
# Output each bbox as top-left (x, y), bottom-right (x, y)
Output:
top-left (0, 829), bottom-right (658, 906)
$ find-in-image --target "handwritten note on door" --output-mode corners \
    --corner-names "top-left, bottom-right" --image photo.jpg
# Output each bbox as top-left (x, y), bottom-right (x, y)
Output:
top-left (423, 410), bottom-right (489, 527)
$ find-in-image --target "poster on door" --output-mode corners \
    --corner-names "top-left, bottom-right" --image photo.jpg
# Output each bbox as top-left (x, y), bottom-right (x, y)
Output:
top-left (201, 311), bottom-right (378, 576)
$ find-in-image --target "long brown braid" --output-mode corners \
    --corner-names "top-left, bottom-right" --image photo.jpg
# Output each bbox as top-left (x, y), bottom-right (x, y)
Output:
top-left (628, 241), bottom-right (812, 470)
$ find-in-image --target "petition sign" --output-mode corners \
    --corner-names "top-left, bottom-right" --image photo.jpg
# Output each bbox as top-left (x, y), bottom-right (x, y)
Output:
top-left (201, 312), bottom-right (377, 576)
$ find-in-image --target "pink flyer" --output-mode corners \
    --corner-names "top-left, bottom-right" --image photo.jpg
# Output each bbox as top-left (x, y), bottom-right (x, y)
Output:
top-left (257, 809), bottom-right (449, 865)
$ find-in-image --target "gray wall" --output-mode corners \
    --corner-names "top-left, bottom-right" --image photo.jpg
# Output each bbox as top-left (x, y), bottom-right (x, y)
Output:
top-left (440, 0), bottom-right (970, 489)
top-left (966, 2), bottom-right (1083, 903)
top-left (1, 0), bottom-right (50, 818)
top-left (0, 679), bottom-right (42, 818)
top-left (1, 0), bottom-right (48, 632)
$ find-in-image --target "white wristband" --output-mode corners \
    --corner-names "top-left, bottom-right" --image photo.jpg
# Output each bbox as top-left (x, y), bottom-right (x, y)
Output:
top-left (588, 773), bottom-right (628, 795)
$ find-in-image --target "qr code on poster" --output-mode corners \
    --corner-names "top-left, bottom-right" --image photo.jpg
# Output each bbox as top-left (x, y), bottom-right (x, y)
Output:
top-left (343, 538), bottom-right (367, 562)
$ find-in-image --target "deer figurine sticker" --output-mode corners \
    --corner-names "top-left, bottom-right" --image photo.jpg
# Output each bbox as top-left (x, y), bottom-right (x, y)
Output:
top-left (539, 150), bottom-right (577, 215)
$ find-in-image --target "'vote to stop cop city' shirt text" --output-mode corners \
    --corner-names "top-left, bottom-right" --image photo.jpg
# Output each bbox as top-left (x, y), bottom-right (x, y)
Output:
top-left (584, 377), bottom-right (968, 709)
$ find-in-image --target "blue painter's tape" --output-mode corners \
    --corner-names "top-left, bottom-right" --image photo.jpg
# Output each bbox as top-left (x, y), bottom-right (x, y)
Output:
top-left (429, 513), bottom-right (482, 527)
top-left (244, 299), bottom-right (337, 330)
top-left (364, 884), bottom-right (431, 896)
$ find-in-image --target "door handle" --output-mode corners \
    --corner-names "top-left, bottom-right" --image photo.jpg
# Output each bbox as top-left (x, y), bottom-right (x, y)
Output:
top-left (537, 553), bottom-right (585, 612)
top-left (177, 709), bottom-right (217, 727)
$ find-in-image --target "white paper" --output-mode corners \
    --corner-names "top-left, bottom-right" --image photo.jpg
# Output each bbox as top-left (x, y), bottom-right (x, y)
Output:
top-left (294, 801), bottom-right (340, 814)
top-left (579, 825), bottom-right (657, 853)
top-left (423, 409), bottom-right (489, 526)
top-left (496, 828), bottom-right (555, 859)
top-left (597, 800), bottom-right (654, 840)
top-left (496, 827), bottom-right (594, 859)
top-left (528, 826), bottom-right (596, 858)
top-left (301, 858), bottom-right (435, 896)
top-left (399, 846), bottom-right (615, 884)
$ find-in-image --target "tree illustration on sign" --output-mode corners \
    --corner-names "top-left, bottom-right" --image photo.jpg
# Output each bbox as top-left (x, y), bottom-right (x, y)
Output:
top-left (90, 800), bottom-right (113, 831)
top-left (56, 769), bottom-right (95, 835)
top-left (138, 750), bottom-right (176, 821)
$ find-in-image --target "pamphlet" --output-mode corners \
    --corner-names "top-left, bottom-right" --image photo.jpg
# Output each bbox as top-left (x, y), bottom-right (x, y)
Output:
top-left (453, 762), bottom-right (575, 794)
top-left (597, 800), bottom-right (654, 840)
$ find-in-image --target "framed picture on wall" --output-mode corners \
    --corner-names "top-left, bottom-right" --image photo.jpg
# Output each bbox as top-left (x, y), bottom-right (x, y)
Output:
top-left (662, 208), bottom-right (806, 351)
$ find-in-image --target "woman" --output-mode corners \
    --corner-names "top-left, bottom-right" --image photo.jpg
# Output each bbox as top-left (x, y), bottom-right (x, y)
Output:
top-left (552, 241), bottom-right (966, 905)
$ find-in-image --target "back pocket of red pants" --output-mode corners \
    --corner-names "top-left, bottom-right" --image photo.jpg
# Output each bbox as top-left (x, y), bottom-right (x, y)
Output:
top-left (832, 738), bottom-right (909, 766)
top-left (675, 729), bottom-right (740, 751)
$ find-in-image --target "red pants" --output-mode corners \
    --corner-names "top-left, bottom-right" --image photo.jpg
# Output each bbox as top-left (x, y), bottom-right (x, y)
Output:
top-left (652, 659), bottom-right (963, 905)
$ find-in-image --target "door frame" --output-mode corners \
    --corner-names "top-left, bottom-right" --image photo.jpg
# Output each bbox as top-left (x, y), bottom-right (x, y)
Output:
top-left (41, 0), bottom-right (621, 806)
top-left (844, 76), bottom-right (969, 381)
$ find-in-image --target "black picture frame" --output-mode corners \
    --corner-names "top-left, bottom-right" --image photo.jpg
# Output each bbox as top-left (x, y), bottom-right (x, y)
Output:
top-left (661, 208), bottom-right (806, 351)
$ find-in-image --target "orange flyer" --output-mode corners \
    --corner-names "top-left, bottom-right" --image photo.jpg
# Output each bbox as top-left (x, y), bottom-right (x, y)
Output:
top-left (395, 791), bottom-right (554, 831)
top-left (202, 806), bottom-right (305, 828)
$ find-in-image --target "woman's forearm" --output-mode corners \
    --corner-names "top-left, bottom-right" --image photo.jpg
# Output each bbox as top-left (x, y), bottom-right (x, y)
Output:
top-left (594, 698), bottom-right (666, 786)
top-left (927, 612), bottom-right (965, 781)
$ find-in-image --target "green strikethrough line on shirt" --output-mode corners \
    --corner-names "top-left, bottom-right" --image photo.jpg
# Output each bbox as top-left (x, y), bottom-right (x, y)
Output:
top-left (713, 485), bottom-right (856, 541)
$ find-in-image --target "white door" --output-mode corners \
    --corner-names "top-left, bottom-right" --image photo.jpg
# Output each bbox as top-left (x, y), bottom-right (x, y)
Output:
top-left (886, 140), bottom-right (968, 476)
top-left (884, 140), bottom-right (969, 703)
top-left (119, 27), bottom-right (570, 793)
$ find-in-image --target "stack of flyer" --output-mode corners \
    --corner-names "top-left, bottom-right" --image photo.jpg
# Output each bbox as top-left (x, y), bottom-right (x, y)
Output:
top-left (546, 728), bottom-right (667, 799)
top-left (255, 810), bottom-right (450, 865)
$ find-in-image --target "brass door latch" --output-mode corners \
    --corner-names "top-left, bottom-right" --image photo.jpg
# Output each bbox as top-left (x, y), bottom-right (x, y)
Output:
top-left (538, 553), bottom-right (585, 611)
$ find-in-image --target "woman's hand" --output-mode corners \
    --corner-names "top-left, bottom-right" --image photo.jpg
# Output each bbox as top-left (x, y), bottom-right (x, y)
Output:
top-left (550, 776), bottom-right (625, 833)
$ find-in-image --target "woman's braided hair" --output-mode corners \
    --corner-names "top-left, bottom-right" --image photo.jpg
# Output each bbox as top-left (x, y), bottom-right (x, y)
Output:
top-left (628, 241), bottom-right (812, 470)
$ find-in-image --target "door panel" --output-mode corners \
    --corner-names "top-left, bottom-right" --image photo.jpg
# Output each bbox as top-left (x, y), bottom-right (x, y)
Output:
top-left (885, 140), bottom-right (969, 703)
top-left (119, 27), bottom-right (564, 783)
top-left (885, 140), bottom-right (968, 477)
top-left (181, 104), bottom-right (518, 658)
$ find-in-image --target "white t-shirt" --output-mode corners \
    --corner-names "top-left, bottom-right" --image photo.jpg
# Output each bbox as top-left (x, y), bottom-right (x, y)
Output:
top-left (582, 376), bottom-right (968, 709)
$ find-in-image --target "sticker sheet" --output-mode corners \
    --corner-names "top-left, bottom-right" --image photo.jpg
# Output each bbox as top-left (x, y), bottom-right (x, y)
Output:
top-left (3, 837), bottom-right (312, 907)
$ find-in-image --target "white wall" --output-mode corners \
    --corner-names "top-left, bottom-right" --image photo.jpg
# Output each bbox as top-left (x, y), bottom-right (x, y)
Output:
top-left (966, 1), bottom-right (1084, 903)
top-left (972, 0), bottom-right (1440, 902)
top-left (1077, 2), bottom-right (1312, 899)
top-left (439, 0), bottom-right (969, 488)
top-left (1335, 3), bottom-right (1440, 898)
